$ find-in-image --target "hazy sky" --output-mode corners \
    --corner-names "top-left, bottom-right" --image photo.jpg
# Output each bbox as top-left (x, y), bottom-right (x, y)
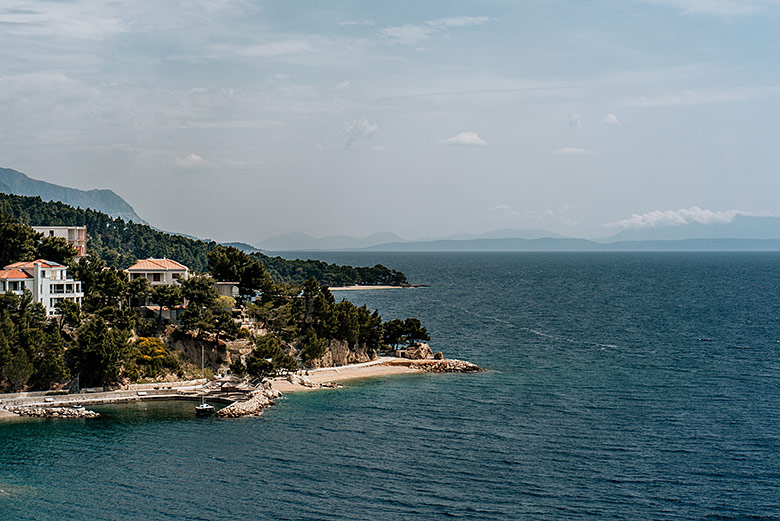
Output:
top-left (3, 0), bottom-right (780, 242)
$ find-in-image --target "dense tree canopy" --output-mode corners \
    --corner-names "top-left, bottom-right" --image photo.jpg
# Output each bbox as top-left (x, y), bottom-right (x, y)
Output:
top-left (0, 194), bottom-right (430, 392)
top-left (208, 245), bottom-right (274, 301)
top-left (0, 210), bottom-right (75, 267)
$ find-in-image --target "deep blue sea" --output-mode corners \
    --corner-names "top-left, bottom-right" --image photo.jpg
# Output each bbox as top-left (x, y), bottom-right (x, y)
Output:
top-left (3, 252), bottom-right (780, 520)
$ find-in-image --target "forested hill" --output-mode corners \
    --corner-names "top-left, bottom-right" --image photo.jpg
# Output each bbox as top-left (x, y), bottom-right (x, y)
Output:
top-left (0, 192), bottom-right (408, 286)
top-left (0, 167), bottom-right (147, 224)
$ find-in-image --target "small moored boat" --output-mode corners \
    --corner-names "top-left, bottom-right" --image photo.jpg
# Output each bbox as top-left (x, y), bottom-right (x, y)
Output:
top-left (195, 402), bottom-right (214, 416)
top-left (196, 344), bottom-right (214, 417)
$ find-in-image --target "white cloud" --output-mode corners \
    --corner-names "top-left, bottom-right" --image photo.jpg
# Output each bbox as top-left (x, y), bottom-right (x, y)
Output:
top-left (490, 204), bottom-right (578, 226)
top-left (604, 206), bottom-right (779, 230)
top-left (344, 119), bottom-right (379, 149)
top-left (600, 113), bottom-right (621, 125)
top-left (569, 113), bottom-right (582, 128)
top-left (371, 145), bottom-right (385, 151)
top-left (381, 16), bottom-right (493, 44)
top-left (640, 0), bottom-right (772, 16)
top-left (166, 119), bottom-right (281, 130)
top-left (222, 158), bottom-right (265, 169)
top-left (174, 153), bottom-right (205, 168)
top-left (618, 89), bottom-right (748, 108)
top-left (553, 147), bottom-right (595, 155)
top-left (339, 19), bottom-right (375, 26)
top-left (428, 16), bottom-right (493, 28)
top-left (0, 3), bottom-right (130, 39)
top-left (381, 25), bottom-right (437, 44)
top-left (334, 81), bottom-right (352, 92)
top-left (442, 131), bottom-right (488, 147)
top-left (211, 39), bottom-right (314, 58)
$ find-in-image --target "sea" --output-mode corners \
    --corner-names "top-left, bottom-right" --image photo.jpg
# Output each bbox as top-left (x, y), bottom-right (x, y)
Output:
top-left (2, 252), bottom-right (780, 520)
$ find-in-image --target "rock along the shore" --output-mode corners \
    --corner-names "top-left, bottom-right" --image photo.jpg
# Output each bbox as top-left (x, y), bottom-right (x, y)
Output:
top-left (3, 406), bottom-right (100, 419)
top-left (216, 385), bottom-right (282, 418)
top-left (391, 358), bottom-right (483, 373)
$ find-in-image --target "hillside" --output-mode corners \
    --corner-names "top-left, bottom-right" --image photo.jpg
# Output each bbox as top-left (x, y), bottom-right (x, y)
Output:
top-left (0, 167), bottom-right (147, 224)
top-left (0, 192), bottom-right (408, 285)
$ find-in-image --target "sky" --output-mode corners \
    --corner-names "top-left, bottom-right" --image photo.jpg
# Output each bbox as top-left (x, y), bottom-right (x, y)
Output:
top-left (3, 0), bottom-right (780, 243)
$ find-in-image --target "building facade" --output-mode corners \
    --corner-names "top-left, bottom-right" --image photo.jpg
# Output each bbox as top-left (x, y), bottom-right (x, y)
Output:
top-left (126, 258), bottom-right (189, 285)
top-left (31, 226), bottom-right (88, 258)
top-left (0, 260), bottom-right (84, 316)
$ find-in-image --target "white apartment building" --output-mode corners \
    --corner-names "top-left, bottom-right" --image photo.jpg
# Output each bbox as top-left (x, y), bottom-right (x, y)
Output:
top-left (31, 226), bottom-right (88, 258)
top-left (0, 260), bottom-right (84, 316)
top-left (126, 258), bottom-right (189, 285)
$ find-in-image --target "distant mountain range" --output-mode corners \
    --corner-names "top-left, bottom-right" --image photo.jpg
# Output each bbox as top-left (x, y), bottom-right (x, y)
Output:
top-left (360, 236), bottom-right (780, 252)
top-left (221, 242), bottom-right (262, 253)
top-left (256, 229), bottom-right (573, 251)
top-left (0, 167), bottom-right (147, 224)
top-left (256, 231), bottom-right (407, 251)
top-left (7, 166), bottom-right (780, 253)
top-left (258, 218), bottom-right (780, 252)
top-left (432, 228), bottom-right (565, 241)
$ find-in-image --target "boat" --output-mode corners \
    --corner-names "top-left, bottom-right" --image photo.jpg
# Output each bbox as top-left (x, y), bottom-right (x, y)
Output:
top-left (195, 401), bottom-right (214, 416)
top-left (196, 344), bottom-right (215, 417)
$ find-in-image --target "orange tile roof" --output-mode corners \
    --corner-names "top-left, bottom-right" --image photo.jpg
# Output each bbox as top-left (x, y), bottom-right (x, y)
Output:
top-left (126, 258), bottom-right (189, 271)
top-left (4, 259), bottom-right (64, 270)
top-left (0, 269), bottom-right (33, 280)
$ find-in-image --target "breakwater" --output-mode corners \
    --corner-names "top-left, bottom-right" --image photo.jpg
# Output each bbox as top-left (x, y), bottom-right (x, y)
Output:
top-left (3, 405), bottom-right (100, 418)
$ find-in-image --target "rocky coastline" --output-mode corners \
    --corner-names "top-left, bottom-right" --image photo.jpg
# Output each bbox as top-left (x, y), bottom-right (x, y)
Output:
top-left (389, 358), bottom-right (483, 373)
top-left (0, 347), bottom-right (482, 420)
top-left (216, 385), bottom-right (282, 418)
top-left (2, 406), bottom-right (100, 419)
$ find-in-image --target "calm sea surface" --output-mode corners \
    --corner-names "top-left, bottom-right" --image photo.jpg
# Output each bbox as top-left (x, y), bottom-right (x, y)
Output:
top-left (3, 252), bottom-right (780, 520)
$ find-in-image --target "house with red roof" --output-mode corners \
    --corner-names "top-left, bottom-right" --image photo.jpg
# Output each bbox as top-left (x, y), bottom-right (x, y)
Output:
top-left (0, 259), bottom-right (84, 316)
top-left (125, 258), bottom-right (189, 286)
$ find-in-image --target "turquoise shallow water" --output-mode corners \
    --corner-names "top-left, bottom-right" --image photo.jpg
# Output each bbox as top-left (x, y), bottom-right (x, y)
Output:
top-left (3, 252), bottom-right (780, 520)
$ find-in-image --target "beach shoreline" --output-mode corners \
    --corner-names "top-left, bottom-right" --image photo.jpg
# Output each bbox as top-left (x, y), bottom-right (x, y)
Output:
top-left (0, 357), bottom-right (480, 418)
top-left (269, 357), bottom-right (421, 392)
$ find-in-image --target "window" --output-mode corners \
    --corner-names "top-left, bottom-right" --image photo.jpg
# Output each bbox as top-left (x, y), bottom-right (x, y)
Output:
top-left (153, 273), bottom-right (161, 282)
top-left (172, 273), bottom-right (180, 280)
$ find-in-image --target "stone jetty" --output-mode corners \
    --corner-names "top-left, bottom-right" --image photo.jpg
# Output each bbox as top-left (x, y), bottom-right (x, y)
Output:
top-left (390, 358), bottom-right (483, 373)
top-left (3, 406), bottom-right (100, 419)
top-left (216, 385), bottom-right (282, 418)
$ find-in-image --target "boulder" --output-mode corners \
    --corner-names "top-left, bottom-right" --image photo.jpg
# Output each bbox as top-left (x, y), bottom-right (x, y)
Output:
top-left (405, 342), bottom-right (433, 360)
top-left (286, 374), bottom-right (318, 388)
top-left (306, 339), bottom-right (375, 368)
